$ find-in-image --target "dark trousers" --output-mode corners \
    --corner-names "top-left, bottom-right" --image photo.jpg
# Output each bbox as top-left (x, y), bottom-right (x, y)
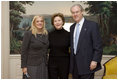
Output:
top-left (48, 56), bottom-right (69, 79)
top-left (72, 56), bottom-right (94, 79)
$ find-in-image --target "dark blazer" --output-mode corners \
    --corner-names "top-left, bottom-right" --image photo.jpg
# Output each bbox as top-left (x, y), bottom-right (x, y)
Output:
top-left (21, 31), bottom-right (49, 68)
top-left (70, 19), bottom-right (103, 75)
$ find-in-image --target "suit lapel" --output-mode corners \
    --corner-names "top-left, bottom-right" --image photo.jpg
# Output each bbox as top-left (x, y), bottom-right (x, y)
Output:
top-left (76, 19), bottom-right (88, 52)
top-left (71, 23), bottom-right (76, 39)
top-left (70, 23), bottom-right (76, 51)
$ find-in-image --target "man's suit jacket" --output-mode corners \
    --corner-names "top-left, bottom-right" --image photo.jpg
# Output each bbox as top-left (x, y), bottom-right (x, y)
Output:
top-left (70, 19), bottom-right (103, 75)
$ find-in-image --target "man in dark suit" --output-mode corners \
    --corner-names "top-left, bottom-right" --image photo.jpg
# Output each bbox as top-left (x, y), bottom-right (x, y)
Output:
top-left (69, 4), bottom-right (103, 79)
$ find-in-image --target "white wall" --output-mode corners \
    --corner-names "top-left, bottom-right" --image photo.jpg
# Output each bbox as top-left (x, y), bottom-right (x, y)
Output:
top-left (1, 1), bottom-right (10, 79)
top-left (9, 55), bottom-right (22, 79)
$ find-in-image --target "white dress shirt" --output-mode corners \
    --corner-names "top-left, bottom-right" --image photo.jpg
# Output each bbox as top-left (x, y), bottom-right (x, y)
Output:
top-left (73, 17), bottom-right (85, 53)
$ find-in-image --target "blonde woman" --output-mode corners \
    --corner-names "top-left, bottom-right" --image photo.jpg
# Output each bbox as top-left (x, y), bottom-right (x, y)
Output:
top-left (21, 15), bottom-right (49, 79)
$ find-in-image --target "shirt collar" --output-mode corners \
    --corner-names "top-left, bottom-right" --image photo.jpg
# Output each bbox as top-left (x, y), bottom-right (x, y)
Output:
top-left (77, 17), bottom-right (85, 26)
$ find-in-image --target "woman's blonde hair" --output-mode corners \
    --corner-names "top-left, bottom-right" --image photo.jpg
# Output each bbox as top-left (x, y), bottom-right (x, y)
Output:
top-left (30, 15), bottom-right (48, 37)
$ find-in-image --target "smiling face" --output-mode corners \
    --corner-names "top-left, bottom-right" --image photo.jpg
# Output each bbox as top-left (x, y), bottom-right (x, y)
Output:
top-left (53, 16), bottom-right (63, 30)
top-left (34, 17), bottom-right (44, 30)
top-left (71, 5), bottom-right (83, 23)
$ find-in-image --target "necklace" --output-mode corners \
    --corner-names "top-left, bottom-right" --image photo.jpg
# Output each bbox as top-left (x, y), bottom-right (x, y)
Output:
top-left (37, 34), bottom-right (43, 37)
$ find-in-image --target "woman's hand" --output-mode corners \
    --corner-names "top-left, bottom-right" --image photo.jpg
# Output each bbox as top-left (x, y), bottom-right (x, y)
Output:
top-left (22, 67), bottom-right (27, 74)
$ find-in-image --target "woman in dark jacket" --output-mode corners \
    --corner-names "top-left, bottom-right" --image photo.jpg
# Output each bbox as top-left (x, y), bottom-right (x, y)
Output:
top-left (48, 13), bottom-right (70, 79)
top-left (21, 15), bottom-right (49, 79)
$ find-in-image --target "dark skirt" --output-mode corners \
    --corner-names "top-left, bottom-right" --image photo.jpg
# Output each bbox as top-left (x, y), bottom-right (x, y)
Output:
top-left (48, 56), bottom-right (70, 79)
top-left (26, 62), bottom-right (48, 79)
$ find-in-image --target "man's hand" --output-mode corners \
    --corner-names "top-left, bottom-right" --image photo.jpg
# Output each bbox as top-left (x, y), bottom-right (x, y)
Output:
top-left (90, 61), bottom-right (97, 70)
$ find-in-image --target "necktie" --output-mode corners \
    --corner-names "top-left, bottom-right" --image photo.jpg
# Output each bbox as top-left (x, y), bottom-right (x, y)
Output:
top-left (74, 23), bottom-right (80, 54)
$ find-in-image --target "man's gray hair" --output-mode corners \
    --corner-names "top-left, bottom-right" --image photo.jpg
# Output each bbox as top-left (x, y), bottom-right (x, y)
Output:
top-left (70, 4), bottom-right (84, 12)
